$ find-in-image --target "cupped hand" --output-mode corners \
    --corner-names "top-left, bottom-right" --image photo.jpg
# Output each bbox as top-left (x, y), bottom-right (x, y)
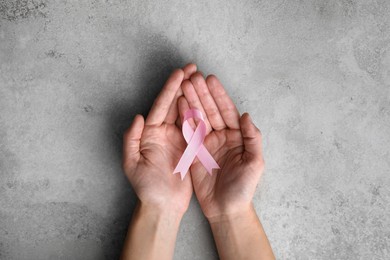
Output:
top-left (178, 73), bottom-right (264, 219)
top-left (122, 64), bottom-right (197, 215)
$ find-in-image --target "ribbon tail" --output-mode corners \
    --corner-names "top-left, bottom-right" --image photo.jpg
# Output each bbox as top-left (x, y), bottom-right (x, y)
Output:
top-left (173, 153), bottom-right (192, 180)
top-left (173, 127), bottom-right (204, 180)
top-left (197, 145), bottom-right (220, 175)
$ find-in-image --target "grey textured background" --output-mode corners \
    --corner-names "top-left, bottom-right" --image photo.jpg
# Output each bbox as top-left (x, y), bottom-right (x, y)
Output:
top-left (1, 0), bottom-right (389, 259)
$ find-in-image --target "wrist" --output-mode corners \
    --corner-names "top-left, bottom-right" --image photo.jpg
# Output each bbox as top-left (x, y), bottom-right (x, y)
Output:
top-left (121, 201), bottom-right (183, 260)
top-left (136, 201), bottom-right (185, 225)
top-left (207, 203), bottom-right (255, 225)
top-left (136, 193), bottom-right (190, 218)
top-left (206, 203), bottom-right (275, 260)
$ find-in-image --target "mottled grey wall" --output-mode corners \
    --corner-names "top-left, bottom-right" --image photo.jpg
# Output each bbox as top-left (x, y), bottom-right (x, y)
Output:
top-left (1, 0), bottom-right (389, 259)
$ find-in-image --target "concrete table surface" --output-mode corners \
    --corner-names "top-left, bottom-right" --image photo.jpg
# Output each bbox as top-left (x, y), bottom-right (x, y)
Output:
top-left (1, 0), bottom-right (389, 259)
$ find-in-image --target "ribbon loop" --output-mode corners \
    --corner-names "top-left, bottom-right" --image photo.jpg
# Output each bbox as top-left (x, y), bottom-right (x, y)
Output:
top-left (173, 109), bottom-right (220, 180)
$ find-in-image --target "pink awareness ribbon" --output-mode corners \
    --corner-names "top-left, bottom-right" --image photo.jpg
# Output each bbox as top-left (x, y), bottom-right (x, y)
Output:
top-left (173, 109), bottom-right (220, 180)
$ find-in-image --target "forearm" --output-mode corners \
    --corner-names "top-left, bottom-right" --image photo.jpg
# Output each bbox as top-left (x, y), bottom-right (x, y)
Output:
top-left (120, 202), bottom-right (183, 260)
top-left (208, 204), bottom-right (275, 260)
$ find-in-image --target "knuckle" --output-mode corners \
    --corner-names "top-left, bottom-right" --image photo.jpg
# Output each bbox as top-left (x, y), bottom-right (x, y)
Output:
top-left (154, 98), bottom-right (168, 110)
top-left (207, 107), bottom-right (219, 117)
top-left (181, 80), bottom-right (192, 91)
top-left (220, 105), bottom-right (233, 115)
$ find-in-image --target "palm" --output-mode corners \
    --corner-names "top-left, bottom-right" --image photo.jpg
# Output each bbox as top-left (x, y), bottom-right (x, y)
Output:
top-left (127, 124), bottom-right (192, 212)
top-left (190, 129), bottom-right (261, 218)
top-left (122, 66), bottom-right (197, 214)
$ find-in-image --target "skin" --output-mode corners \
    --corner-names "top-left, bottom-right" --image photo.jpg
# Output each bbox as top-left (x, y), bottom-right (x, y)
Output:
top-left (120, 64), bottom-right (196, 260)
top-left (121, 64), bottom-right (274, 260)
top-left (180, 73), bottom-right (275, 259)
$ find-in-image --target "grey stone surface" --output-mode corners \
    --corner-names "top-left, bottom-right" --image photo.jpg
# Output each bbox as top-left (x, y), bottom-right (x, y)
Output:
top-left (1, 0), bottom-right (389, 259)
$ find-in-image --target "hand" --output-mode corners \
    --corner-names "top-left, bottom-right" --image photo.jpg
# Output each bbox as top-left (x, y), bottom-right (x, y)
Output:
top-left (178, 73), bottom-right (264, 219)
top-left (122, 64), bottom-right (197, 215)
top-left (121, 64), bottom-right (199, 260)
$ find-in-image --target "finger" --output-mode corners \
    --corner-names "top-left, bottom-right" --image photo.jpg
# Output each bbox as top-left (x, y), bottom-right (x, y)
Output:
top-left (206, 75), bottom-right (240, 129)
top-left (164, 87), bottom-right (183, 124)
top-left (178, 96), bottom-right (196, 129)
top-left (175, 116), bottom-right (181, 129)
top-left (190, 72), bottom-right (226, 131)
top-left (183, 63), bottom-right (197, 80)
top-left (123, 114), bottom-right (145, 170)
top-left (181, 79), bottom-right (213, 134)
top-left (240, 113), bottom-right (263, 158)
top-left (145, 69), bottom-right (184, 126)
top-left (165, 64), bottom-right (197, 124)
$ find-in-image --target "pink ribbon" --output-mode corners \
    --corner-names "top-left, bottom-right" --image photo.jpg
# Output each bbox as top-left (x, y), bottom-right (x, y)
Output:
top-left (173, 109), bottom-right (220, 180)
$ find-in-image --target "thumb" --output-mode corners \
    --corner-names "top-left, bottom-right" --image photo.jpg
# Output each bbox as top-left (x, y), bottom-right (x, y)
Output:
top-left (123, 114), bottom-right (145, 168)
top-left (239, 113), bottom-right (263, 159)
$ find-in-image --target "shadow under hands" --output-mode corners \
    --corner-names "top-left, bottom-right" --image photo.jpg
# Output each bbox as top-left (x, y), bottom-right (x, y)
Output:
top-left (101, 37), bottom-right (185, 259)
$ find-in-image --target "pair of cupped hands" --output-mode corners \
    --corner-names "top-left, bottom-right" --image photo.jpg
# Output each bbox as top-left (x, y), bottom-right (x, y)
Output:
top-left (122, 63), bottom-right (264, 221)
